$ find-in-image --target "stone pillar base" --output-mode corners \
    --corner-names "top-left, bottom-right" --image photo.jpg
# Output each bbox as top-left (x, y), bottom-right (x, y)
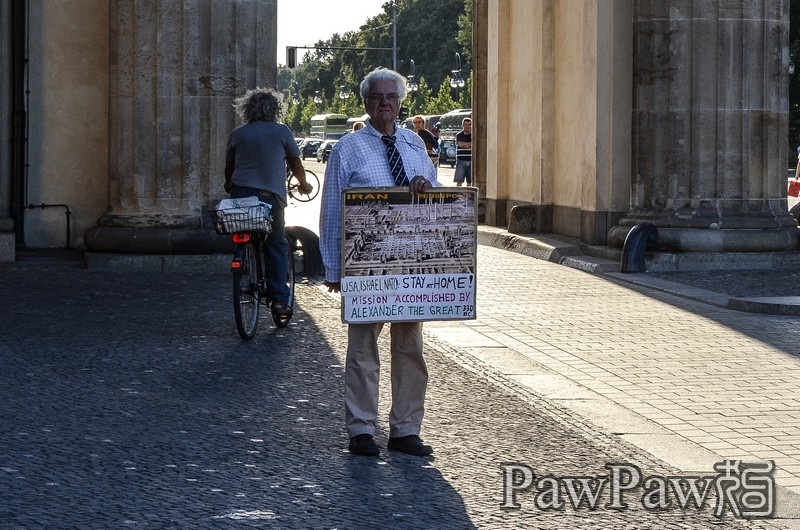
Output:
top-left (84, 226), bottom-right (231, 254)
top-left (0, 232), bottom-right (15, 263)
top-left (609, 225), bottom-right (799, 252)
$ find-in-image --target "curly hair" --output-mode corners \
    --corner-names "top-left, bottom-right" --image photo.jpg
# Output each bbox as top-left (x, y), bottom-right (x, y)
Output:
top-left (359, 68), bottom-right (407, 102)
top-left (233, 87), bottom-right (282, 123)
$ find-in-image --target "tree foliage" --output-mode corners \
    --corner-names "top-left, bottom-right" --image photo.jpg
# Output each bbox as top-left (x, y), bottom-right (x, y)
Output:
top-left (791, 0), bottom-right (800, 153)
top-left (278, 0), bottom-right (472, 135)
top-left (285, 0), bottom-right (800, 157)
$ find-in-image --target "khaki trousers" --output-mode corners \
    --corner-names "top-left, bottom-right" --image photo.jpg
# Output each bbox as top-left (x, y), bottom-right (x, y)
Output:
top-left (345, 322), bottom-right (427, 439)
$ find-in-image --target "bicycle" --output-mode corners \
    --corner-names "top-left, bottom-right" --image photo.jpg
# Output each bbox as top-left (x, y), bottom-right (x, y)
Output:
top-left (210, 198), bottom-right (295, 339)
top-left (287, 166), bottom-right (320, 202)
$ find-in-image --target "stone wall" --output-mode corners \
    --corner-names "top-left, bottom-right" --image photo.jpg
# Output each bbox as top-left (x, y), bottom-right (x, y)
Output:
top-left (0, 0), bottom-right (277, 253)
top-left (477, 0), bottom-right (796, 251)
top-left (25, 0), bottom-right (109, 248)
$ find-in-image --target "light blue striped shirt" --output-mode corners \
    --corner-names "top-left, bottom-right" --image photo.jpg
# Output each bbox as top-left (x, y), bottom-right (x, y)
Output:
top-left (319, 120), bottom-right (440, 282)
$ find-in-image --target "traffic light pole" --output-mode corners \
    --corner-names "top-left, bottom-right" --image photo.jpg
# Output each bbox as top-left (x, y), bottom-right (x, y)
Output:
top-left (288, 1), bottom-right (398, 69)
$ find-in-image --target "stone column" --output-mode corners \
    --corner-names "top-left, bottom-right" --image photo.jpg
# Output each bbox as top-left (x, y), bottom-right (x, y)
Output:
top-left (0, 0), bottom-right (15, 261)
top-left (609, 0), bottom-right (797, 252)
top-left (85, 0), bottom-right (276, 253)
top-left (472, 0), bottom-right (487, 222)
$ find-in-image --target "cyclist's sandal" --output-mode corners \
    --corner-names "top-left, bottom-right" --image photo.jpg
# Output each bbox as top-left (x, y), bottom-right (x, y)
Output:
top-left (271, 301), bottom-right (293, 318)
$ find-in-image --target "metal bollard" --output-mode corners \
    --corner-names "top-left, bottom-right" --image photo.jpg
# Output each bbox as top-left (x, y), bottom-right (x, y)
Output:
top-left (620, 223), bottom-right (658, 273)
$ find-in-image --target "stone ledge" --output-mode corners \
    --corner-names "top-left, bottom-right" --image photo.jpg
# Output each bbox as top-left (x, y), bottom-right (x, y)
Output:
top-left (85, 252), bottom-right (229, 273)
top-left (726, 296), bottom-right (800, 316)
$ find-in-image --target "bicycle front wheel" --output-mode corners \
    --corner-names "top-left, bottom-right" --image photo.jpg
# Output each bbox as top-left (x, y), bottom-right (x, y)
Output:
top-left (287, 170), bottom-right (320, 202)
top-left (233, 240), bottom-right (261, 340)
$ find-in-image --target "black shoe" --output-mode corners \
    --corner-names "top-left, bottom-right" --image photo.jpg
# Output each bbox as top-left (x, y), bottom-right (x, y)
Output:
top-left (271, 301), bottom-right (293, 318)
top-left (387, 435), bottom-right (433, 456)
top-left (348, 434), bottom-right (379, 456)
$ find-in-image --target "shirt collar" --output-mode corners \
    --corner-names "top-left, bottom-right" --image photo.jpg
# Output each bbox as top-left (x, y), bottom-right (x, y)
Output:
top-left (365, 118), bottom-right (397, 138)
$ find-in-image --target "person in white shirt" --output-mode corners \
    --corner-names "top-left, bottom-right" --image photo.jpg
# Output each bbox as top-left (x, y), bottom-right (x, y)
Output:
top-left (319, 68), bottom-right (440, 457)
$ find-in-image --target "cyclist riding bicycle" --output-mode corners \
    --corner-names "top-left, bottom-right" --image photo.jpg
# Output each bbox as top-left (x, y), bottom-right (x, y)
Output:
top-left (224, 87), bottom-right (313, 319)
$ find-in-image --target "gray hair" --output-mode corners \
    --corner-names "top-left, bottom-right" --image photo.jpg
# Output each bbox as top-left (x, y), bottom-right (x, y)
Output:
top-left (359, 68), bottom-right (407, 102)
top-left (233, 87), bottom-right (282, 123)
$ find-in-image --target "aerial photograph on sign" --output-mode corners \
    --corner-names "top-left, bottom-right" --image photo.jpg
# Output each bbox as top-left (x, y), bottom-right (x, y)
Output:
top-left (342, 187), bottom-right (477, 277)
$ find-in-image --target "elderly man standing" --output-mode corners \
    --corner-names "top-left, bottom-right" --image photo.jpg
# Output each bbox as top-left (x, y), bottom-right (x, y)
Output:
top-left (319, 68), bottom-right (440, 457)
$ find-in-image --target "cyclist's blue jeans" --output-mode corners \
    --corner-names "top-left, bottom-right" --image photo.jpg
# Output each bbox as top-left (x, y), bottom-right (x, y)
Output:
top-left (229, 186), bottom-right (290, 305)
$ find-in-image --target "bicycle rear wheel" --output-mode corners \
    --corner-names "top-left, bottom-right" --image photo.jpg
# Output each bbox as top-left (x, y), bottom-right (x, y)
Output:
top-left (287, 169), bottom-right (320, 202)
top-left (233, 240), bottom-right (261, 340)
top-left (272, 236), bottom-right (296, 328)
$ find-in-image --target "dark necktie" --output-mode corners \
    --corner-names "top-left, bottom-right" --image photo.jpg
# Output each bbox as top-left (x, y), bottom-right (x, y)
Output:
top-left (381, 135), bottom-right (409, 186)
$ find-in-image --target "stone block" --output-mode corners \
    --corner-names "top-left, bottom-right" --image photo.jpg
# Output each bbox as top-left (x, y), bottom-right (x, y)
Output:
top-left (507, 205), bottom-right (537, 234)
top-left (0, 232), bottom-right (15, 263)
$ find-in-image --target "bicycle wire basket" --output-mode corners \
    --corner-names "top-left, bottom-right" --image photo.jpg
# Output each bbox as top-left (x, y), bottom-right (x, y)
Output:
top-left (210, 197), bottom-right (273, 235)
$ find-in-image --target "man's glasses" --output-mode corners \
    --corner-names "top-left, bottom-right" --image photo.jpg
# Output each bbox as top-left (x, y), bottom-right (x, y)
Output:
top-left (366, 93), bottom-right (400, 104)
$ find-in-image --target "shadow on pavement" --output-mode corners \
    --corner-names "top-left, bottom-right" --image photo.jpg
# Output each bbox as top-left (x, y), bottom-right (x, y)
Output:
top-left (0, 264), bottom-right (474, 528)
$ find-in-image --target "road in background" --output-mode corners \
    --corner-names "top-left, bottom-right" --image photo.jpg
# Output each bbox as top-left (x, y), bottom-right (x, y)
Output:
top-left (286, 159), bottom-right (457, 234)
top-left (290, 163), bottom-right (799, 233)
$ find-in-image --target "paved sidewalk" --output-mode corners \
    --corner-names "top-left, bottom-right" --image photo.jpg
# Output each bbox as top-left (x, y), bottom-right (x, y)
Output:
top-left (431, 230), bottom-right (800, 523)
top-left (2, 235), bottom-right (800, 527)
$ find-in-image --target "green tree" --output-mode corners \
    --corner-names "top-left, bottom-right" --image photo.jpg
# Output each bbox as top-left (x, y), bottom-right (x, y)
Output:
top-left (790, 0), bottom-right (800, 163)
top-left (456, 0), bottom-right (473, 65)
top-left (278, 0), bottom-right (471, 122)
top-left (301, 98), bottom-right (320, 131)
top-left (456, 72), bottom-right (472, 109)
top-left (405, 77), bottom-right (435, 115)
top-left (429, 76), bottom-right (458, 114)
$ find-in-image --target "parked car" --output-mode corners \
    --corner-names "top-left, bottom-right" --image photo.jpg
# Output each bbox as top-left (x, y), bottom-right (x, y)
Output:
top-left (438, 138), bottom-right (457, 168)
top-left (299, 138), bottom-right (322, 160)
top-left (316, 140), bottom-right (337, 163)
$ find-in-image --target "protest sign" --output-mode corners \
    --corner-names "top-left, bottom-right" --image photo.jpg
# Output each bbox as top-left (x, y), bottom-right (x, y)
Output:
top-left (340, 187), bottom-right (477, 324)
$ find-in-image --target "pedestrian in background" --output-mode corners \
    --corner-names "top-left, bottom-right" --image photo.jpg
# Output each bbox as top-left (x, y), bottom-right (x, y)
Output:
top-left (319, 68), bottom-right (440, 457)
top-left (412, 115), bottom-right (439, 168)
top-left (795, 144), bottom-right (800, 180)
top-left (454, 117), bottom-right (472, 187)
top-left (224, 87), bottom-right (312, 319)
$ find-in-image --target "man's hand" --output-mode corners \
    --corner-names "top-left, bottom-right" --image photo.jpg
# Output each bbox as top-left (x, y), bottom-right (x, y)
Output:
top-left (324, 281), bottom-right (341, 293)
top-left (297, 181), bottom-right (314, 195)
top-left (409, 175), bottom-right (433, 194)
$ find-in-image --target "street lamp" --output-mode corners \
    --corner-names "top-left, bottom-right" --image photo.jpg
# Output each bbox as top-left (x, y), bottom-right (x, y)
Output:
top-left (339, 84), bottom-right (351, 100)
top-left (451, 52), bottom-right (465, 103)
top-left (313, 78), bottom-right (322, 105)
top-left (406, 59), bottom-right (419, 93)
top-left (291, 82), bottom-right (300, 104)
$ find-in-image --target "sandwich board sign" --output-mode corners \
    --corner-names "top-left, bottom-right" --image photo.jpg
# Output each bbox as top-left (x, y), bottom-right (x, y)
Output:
top-left (340, 187), bottom-right (477, 324)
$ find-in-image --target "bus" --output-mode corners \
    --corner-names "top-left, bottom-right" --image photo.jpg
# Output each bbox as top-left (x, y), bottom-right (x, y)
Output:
top-left (346, 114), bottom-right (369, 132)
top-left (401, 114), bottom-right (441, 137)
top-left (436, 109), bottom-right (471, 167)
top-left (310, 113), bottom-right (349, 139)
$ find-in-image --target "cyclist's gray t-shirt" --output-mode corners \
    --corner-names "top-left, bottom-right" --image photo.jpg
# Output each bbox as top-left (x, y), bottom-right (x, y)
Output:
top-left (225, 121), bottom-right (301, 204)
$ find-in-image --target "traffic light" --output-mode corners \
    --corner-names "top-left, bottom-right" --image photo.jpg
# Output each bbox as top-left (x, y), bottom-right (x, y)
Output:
top-left (286, 47), bottom-right (297, 68)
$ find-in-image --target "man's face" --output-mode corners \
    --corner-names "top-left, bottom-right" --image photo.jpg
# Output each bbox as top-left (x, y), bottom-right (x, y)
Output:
top-left (463, 120), bottom-right (472, 133)
top-left (412, 118), bottom-right (424, 131)
top-left (364, 79), bottom-right (401, 129)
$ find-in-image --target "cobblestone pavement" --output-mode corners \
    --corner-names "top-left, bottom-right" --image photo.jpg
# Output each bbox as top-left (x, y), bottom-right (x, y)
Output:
top-left (0, 255), bottom-right (794, 528)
